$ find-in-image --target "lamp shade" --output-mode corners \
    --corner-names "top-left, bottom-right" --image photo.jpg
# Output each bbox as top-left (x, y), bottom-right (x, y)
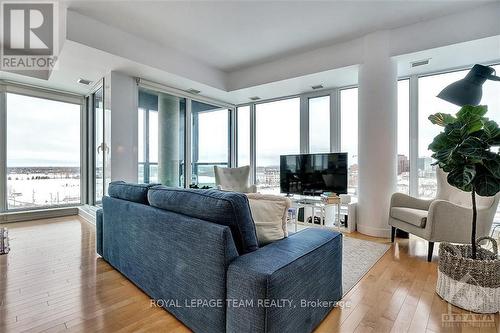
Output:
top-left (437, 64), bottom-right (495, 106)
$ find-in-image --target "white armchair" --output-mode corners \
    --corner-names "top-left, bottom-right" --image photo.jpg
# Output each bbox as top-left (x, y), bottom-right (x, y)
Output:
top-left (389, 168), bottom-right (499, 262)
top-left (214, 165), bottom-right (257, 193)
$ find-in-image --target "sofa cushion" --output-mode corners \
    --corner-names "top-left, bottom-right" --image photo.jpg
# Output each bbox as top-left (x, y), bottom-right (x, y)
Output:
top-left (148, 186), bottom-right (259, 254)
top-left (391, 207), bottom-right (428, 228)
top-left (245, 193), bottom-right (290, 245)
top-left (108, 181), bottom-right (157, 204)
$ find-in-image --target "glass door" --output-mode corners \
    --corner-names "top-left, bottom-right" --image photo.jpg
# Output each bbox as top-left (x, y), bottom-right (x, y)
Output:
top-left (93, 86), bottom-right (105, 204)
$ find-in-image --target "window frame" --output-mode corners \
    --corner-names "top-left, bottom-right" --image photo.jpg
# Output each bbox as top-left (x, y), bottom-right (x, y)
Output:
top-left (237, 88), bottom-right (345, 187)
top-left (0, 82), bottom-right (85, 213)
top-left (138, 106), bottom-right (155, 184)
top-left (137, 80), bottom-right (236, 188)
top-left (190, 103), bottom-right (231, 187)
top-left (403, 62), bottom-right (500, 197)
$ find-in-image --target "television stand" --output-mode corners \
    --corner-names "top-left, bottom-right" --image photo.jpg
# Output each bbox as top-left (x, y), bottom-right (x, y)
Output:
top-left (289, 197), bottom-right (357, 233)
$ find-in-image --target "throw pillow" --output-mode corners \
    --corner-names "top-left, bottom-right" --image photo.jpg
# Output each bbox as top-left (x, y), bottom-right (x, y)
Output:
top-left (245, 193), bottom-right (291, 245)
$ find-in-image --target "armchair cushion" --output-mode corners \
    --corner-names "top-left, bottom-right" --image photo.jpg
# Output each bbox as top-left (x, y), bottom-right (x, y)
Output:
top-left (214, 165), bottom-right (254, 193)
top-left (390, 207), bottom-right (428, 228)
top-left (390, 192), bottom-right (433, 211)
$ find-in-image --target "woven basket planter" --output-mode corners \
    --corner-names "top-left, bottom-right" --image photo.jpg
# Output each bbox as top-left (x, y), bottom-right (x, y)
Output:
top-left (436, 237), bottom-right (500, 313)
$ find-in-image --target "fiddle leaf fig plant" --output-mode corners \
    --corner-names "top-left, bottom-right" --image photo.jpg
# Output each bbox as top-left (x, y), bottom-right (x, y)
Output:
top-left (428, 105), bottom-right (500, 259)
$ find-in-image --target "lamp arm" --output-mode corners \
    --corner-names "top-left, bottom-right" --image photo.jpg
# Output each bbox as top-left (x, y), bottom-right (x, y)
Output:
top-left (487, 67), bottom-right (500, 81)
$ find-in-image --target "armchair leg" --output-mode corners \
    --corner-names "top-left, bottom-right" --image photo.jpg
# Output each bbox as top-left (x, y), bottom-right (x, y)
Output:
top-left (391, 227), bottom-right (396, 243)
top-left (427, 242), bottom-right (434, 262)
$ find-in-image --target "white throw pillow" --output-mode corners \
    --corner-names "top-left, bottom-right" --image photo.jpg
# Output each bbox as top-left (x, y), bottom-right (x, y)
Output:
top-left (246, 193), bottom-right (291, 245)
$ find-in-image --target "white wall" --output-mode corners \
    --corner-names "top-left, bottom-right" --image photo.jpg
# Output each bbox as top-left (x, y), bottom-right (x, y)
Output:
top-left (107, 71), bottom-right (139, 183)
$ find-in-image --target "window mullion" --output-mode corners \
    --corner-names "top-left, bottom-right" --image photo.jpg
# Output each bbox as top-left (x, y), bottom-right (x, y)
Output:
top-left (331, 89), bottom-right (341, 152)
top-left (0, 85), bottom-right (6, 212)
top-left (250, 104), bottom-right (256, 184)
top-left (229, 107), bottom-right (236, 168)
top-left (184, 100), bottom-right (192, 188)
top-left (409, 75), bottom-right (419, 197)
top-left (80, 100), bottom-right (87, 205)
top-left (144, 109), bottom-right (150, 183)
top-left (300, 96), bottom-right (309, 154)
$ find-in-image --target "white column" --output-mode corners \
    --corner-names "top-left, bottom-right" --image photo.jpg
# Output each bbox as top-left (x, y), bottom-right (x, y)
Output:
top-left (108, 71), bottom-right (139, 183)
top-left (158, 95), bottom-right (180, 186)
top-left (357, 31), bottom-right (397, 237)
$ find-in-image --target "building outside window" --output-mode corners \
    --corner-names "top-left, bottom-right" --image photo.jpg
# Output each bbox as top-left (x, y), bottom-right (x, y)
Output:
top-left (6, 93), bottom-right (81, 210)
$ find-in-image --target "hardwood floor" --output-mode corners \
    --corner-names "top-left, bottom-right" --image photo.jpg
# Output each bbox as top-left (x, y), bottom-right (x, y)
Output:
top-left (0, 216), bottom-right (498, 333)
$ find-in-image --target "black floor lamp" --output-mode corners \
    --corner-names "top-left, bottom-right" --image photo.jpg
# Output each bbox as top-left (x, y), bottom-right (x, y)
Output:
top-left (437, 64), bottom-right (500, 106)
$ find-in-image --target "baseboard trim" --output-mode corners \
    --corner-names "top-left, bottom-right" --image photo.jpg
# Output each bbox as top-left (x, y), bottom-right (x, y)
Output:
top-left (78, 206), bottom-right (96, 225)
top-left (0, 207), bottom-right (79, 223)
top-left (357, 223), bottom-right (391, 238)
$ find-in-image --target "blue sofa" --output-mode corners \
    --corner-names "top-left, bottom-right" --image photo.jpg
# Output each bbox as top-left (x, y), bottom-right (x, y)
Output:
top-left (96, 181), bottom-right (343, 333)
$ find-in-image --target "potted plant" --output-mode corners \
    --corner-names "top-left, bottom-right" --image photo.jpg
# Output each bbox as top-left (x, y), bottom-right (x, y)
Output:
top-left (428, 105), bottom-right (500, 313)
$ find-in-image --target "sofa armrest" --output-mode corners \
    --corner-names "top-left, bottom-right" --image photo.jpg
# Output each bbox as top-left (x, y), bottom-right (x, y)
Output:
top-left (96, 208), bottom-right (103, 256)
top-left (427, 200), bottom-right (494, 243)
top-left (226, 228), bottom-right (342, 333)
top-left (390, 192), bottom-right (433, 211)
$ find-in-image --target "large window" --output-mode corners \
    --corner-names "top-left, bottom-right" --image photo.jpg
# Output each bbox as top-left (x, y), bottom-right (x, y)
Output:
top-left (256, 98), bottom-right (300, 194)
top-left (138, 89), bottom-right (185, 186)
top-left (237, 106), bottom-right (250, 167)
top-left (309, 96), bottom-right (330, 153)
top-left (6, 93), bottom-right (81, 210)
top-left (191, 101), bottom-right (230, 187)
top-left (340, 88), bottom-right (358, 196)
top-left (397, 79), bottom-right (410, 194)
top-left (417, 65), bottom-right (500, 199)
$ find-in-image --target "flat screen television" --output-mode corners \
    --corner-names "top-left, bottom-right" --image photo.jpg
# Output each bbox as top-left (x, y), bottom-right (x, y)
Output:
top-left (280, 153), bottom-right (348, 195)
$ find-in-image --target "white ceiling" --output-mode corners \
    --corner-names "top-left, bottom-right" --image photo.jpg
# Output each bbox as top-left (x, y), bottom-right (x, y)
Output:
top-left (2, 1), bottom-right (499, 104)
top-left (2, 34), bottom-right (498, 104)
top-left (66, 0), bottom-right (492, 72)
